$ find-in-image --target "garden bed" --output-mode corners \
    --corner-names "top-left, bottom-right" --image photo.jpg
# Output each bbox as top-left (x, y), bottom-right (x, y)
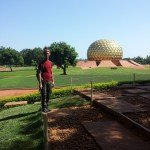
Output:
top-left (104, 88), bottom-right (150, 130)
top-left (48, 105), bottom-right (112, 150)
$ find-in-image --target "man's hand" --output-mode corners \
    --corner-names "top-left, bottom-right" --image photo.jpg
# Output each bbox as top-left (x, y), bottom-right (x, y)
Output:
top-left (39, 83), bottom-right (42, 90)
top-left (51, 82), bottom-right (55, 88)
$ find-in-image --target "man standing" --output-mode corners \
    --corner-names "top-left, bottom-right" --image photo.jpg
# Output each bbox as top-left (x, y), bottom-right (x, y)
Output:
top-left (37, 47), bottom-right (54, 112)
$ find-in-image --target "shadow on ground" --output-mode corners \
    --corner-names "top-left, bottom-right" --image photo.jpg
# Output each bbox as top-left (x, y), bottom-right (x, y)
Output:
top-left (47, 105), bottom-right (112, 150)
top-left (0, 109), bottom-right (44, 150)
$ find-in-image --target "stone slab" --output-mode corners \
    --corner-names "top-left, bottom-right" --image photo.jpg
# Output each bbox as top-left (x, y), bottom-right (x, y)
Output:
top-left (139, 93), bottom-right (150, 100)
top-left (124, 89), bottom-right (149, 94)
top-left (89, 93), bottom-right (115, 100)
top-left (97, 99), bottom-right (144, 113)
top-left (136, 86), bottom-right (150, 91)
top-left (83, 121), bottom-right (150, 150)
top-left (4, 101), bottom-right (27, 107)
top-left (79, 91), bottom-right (115, 100)
top-left (122, 93), bottom-right (135, 97)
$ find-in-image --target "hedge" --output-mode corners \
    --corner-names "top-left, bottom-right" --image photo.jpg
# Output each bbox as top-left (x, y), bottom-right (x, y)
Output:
top-left (0, 80), bottom-right (124, 108)
top-left (0, 87), bottom-right (73, 108)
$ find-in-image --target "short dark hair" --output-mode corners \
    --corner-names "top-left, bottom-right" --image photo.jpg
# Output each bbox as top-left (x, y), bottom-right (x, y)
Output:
top-left (43, 47), bottom-right (50, 54)
top-left (43, 46), bottom-right (49, 51)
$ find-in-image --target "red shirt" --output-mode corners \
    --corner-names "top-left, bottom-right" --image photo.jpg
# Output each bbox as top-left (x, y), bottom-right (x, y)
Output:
top-left (38, 60), bottom-right (53, 82)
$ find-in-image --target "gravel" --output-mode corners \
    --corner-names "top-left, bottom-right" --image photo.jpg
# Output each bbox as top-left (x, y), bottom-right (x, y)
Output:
top-left (104, 88), bottom-right (150, 129)
top-left (48, 105), bottom-right (112, 150)
top-left (47, 87), bottom-right (150, 149)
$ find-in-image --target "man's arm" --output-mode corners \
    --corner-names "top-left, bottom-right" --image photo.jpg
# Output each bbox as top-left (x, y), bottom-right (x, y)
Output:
top-left (52, 71), bottom-right (54, 85)
top-left (36, 65), bottom-right (43, 90)
top-left (51, 62), bottom-right (55, 85)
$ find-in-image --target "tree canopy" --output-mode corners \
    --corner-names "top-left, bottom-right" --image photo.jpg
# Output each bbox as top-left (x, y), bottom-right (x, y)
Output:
top-left (0, 47), bottom-right (24, 71)
top-left (0, 44), bottom-right (149, 72)
top-left (20, 47), bottom-right (43, 66)
top-left (124, 55), bottom-right (150, 64)
top-left (49, 42), bottom-right (78, 75)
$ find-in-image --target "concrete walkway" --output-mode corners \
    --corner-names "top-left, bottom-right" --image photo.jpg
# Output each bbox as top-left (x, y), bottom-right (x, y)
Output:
top-left (83, 121), bottom-right (150, 150)
top-left (75, 86), bottom-right (150, 149)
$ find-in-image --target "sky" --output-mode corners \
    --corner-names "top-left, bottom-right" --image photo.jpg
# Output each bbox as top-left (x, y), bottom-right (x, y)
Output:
top-left (0, 0), bottom-right (150, 59)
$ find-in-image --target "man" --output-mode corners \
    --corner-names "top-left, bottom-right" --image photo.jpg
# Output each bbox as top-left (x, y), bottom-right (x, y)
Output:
top-left (37, 47), bottom-right (54, 112)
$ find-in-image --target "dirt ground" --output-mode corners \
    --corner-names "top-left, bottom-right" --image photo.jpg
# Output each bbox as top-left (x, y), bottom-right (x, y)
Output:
top-left (48, 105), bottom-right (112, 150)
top-left (0, 89), bottom-right (38, 99)
top-left (104, 88), bottom-right (150, 129)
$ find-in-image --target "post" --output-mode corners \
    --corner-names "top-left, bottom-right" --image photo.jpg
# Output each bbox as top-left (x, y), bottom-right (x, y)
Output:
top-left (133, 73), bottom-right (135, 85)
top-left (70, 77), bottom-right (73, 92)
top-left (41, 112), bottom-right (49, 150)
top-left (90, 80), bottom-right (93, 105)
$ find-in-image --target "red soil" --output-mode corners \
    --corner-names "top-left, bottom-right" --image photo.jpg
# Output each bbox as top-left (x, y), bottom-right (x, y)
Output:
top-left (0, 89), bottom-right (38, 99)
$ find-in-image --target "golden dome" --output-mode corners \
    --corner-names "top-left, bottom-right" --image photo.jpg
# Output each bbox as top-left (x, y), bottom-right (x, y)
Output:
top-left (87, 39), bottom-right (123, 61)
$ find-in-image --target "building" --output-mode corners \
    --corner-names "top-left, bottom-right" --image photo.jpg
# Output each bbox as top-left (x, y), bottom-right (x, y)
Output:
top-left (77, 39), bottom-right (144, 69)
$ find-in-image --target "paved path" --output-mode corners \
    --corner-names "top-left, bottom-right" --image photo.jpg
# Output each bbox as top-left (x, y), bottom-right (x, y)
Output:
top-left (97, 98), bottom-right (145, 113)
top-left (74, 86), bottom-right (150, 149)
top-left (83, 121), bottom-right (150, 150)
top-left (77, 89), bottom-right (145, 113)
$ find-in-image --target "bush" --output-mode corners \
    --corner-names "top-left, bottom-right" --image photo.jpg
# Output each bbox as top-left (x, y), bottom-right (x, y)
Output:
top-left (93, 81), bottom-right (118, 90)
top-left (0, 87), bottom-right (73, 108)
top-left (51, 87), bottom-right (73, 98)
top-left (74, 80), bottom-right (119, 90)
top-left (0, 81), bottom-right (119, 108)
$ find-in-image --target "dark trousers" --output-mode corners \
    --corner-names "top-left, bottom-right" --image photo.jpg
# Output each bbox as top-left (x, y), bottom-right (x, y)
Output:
top-left (40, 81), bottom-right (52, 109)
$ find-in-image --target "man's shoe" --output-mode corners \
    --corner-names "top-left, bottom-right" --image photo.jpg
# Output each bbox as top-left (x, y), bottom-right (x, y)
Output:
top-left (46, 103), bottom-right (51, 112)
top-left (46, 108), bottom-right (51, 112)
top-left (42, 108), bottom-right (51, 113)
top-left (42, 108), bottom-right (48, 113)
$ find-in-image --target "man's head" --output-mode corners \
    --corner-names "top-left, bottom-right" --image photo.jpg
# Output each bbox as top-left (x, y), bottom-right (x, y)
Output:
top-left (43, 47), bottom-right (50, 59)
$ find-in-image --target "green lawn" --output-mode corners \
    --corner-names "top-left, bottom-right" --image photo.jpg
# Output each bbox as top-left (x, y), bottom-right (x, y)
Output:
top-left (0, 95), bottom-right (89, 150)
top-left (0, 66), bottom-right (150, 89)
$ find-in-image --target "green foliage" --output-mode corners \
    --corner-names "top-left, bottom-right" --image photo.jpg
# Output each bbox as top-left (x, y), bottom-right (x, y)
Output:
top-left (50, 95), bottom-right (90, 109)
top-left (0, 96), bottom-right (89, 149)
top-left (49, 42), bottom-right (78, 75)
top-left (74, 81), bottom-right (119, 90)
top-left (51, 87), bottom-right (73, 98)
top-left (0, 87), bottom-right (73, 108)
top-left (133, 56), bottom-right (146, 64)
top-left (124, 55), bottom-right (150, 64)
top-left (0, 93), bottom-right (39, 107)
top-left (0, 46), bottom-right (24, 67)
top-left (20, 47), bottom-right (43, 66)
top-left (0, 67), bottom-right (150, 89)
top-left (0, 81), bottom-right (119, 108)
top-left (0, 104), bottom-right (44, 149)
top-left (93, 81), bottom-right (119, 90)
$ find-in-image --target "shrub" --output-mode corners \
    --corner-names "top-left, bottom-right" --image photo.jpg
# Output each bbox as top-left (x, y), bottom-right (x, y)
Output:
top-left (0, 81), bottom-right (119, 108)
top-left (93, 81), bottom-right (119, 90)
top-left (74, 80), bottom-right (119, 90)
top-left (0, 87), bottom-right (73, 108)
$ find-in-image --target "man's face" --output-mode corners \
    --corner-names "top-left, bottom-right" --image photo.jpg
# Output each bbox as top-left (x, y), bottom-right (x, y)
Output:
top-left (44, 49), bottom-right (50, 58)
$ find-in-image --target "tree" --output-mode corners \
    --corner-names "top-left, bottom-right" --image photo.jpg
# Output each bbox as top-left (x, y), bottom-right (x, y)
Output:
top-left (145, 55), bottom-right (150, 64)
top-left (0, 47), bottom-right (24, 71)
top-left (49, 42), bottom-right (78, 75)
top-left (133, 56), bottom-right (145, 64)
top-left (20, 47), bottom-right (43, 66)
top-left (20, 48), bottom-right (32, 66)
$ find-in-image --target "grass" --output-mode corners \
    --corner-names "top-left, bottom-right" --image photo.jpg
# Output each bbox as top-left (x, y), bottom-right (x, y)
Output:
top-left (0, 66), bottom-right (150, 89)
top-left (0, 104), bottom-right (43, 150)
top-left (50, 95), bottom-right (89, 109)
top-left (0, 95), bottom-right (89, 150)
